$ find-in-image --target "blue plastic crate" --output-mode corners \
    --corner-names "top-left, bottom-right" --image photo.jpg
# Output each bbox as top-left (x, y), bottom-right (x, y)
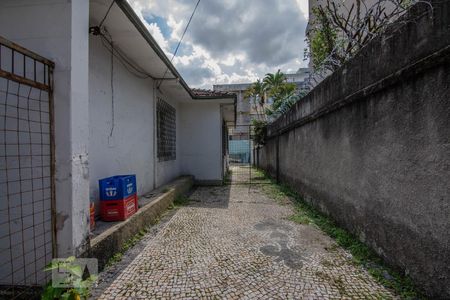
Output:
top-left (99, 175), bottom-right (136, 201)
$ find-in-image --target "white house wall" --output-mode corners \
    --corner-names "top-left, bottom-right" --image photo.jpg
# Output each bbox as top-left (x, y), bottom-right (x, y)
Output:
top-left (0, 0), bottom-right (229, 268)
top-left (0, 0), bottom-right (90, 258)
top-left (180, 103), bottom-right (222, 183)
top-left (88, 36), bottom-right (156, 207)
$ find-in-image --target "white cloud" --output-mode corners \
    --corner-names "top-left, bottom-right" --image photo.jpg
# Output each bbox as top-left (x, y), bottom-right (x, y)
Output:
top-left (128, 0), bottom-right (309, 88)
top-left (296, 0), bottom-right (309, 19)
top-left (147, 23), bottom-right (170, 52)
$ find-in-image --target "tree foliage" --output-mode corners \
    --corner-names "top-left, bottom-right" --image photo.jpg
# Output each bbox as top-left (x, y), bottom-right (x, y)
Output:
top-left (245, 70), bottom-right (304, 122)
top-left (309, 7), bottom-right (338, 69)
top-left (263, 70), bottom-right (287, 98)
top-left (306, 0), bottom-right (418, 74)
top-left (244, 79), bottom-right (266, 120)
top-left (251, 119), bottom-right (268, 146)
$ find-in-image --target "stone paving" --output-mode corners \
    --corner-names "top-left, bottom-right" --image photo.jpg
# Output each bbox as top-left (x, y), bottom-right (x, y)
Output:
top-left (93, 169), bottom-right (397, 299)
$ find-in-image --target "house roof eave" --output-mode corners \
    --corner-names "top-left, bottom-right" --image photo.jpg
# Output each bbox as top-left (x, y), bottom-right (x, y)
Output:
top-left (114, 0), bottom-right (236, 102)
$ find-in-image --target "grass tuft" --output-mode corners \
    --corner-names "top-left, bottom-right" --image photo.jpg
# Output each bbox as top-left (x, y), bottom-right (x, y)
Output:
top-left (287, 213), bottom-right (310, 224)
top-left (223, 169), bottom-right (233, 183)
top-left (173, 194), bottom-right (190, 207)
top-left (105, 228), bottom-right (149, 268)
top-left (256, 168), bottom-right (425, 300)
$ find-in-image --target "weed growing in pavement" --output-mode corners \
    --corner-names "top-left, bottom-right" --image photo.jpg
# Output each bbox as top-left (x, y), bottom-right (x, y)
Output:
top-left (223, 169), bottom-right (233, 183)
top-left (105, 228), bottom-right (149, 268)
top-left (42, 256), bottom-right (97, 300)
top-left (256, 168), bottom-right (425, 300)
top-left (173, 194), bottom-right (190, 207)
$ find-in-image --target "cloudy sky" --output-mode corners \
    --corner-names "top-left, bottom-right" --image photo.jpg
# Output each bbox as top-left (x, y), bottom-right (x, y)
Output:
top-left (128, 0), bottom-right (309, 89)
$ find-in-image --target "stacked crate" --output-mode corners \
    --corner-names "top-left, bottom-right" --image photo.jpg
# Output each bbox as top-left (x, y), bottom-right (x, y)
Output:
top-left (99, 175), bottom-right (138, 221)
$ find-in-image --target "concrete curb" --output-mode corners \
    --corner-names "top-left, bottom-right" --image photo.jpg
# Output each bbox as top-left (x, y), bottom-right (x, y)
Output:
top-left (84, 176), bottom-right (194, 270)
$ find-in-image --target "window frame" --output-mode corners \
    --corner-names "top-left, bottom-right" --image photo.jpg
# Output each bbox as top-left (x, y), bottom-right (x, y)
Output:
top-left (156, 97), bottom-right (176, 162)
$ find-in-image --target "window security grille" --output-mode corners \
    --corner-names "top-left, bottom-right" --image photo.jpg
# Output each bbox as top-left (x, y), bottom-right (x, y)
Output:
top-left (157, 98), bottom-right (176, 161)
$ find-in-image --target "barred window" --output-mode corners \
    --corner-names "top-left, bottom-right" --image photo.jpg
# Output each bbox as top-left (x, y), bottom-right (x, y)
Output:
top-left (157, 98), bottom-right (176, 161)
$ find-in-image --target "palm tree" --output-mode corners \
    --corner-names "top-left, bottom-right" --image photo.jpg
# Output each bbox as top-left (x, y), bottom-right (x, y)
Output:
top-left (244, 79), bottom-right (266, 120)
top-left (263, 70), bottom-right (286, 97)
top-left (263, 71), bottom-right (300, 120)
top-left (246, 70), bottom-right (303, 121)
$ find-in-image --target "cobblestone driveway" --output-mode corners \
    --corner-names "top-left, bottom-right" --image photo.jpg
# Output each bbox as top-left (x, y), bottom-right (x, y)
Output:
top-left (94, 180), bottom-right (396, 299)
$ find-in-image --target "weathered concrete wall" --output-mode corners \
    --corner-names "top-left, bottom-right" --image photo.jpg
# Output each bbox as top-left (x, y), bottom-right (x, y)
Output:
top-left (258, 1), bottom-right (450, 298)
top-left (258, 140), bottom-right (277, 180)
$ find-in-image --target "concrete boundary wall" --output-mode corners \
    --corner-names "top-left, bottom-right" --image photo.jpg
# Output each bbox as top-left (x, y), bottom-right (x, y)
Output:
top-left (257, 1), bottom-right (450, 298)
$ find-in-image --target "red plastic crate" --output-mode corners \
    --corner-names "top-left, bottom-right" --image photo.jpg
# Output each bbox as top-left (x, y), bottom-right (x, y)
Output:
top-left (90, 202), bottom-right (95, 231)
top-left (100, 194), bottom-right (137, 222)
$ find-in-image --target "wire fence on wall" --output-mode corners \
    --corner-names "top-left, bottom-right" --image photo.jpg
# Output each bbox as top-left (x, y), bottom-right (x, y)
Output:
top-left (0, 36), bottom-right (54, 296)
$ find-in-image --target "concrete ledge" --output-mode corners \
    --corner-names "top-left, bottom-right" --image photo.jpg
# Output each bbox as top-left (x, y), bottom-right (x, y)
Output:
top-left (194, 179), bottom-right (223, 186)
top-left (83, 176), bottom-right (193, 270)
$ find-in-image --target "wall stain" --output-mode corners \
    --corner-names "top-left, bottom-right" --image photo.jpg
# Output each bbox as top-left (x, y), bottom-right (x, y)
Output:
top-left (55, 213), bottom-right (69, 231)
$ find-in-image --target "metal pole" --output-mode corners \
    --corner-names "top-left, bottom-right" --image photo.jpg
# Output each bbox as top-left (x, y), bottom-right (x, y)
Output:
top-left (276, 134), bottom-right (280, 184)
top-left (249, 125), bottom-right (251, 190)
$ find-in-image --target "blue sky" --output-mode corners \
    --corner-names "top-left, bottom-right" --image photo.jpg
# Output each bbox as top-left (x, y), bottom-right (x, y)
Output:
top-left (143, 14), bottom-right (171, 38)
top-left (143, 13), bottom-right (194, 55)
top-left (129, 0), bottom-right (309, 89)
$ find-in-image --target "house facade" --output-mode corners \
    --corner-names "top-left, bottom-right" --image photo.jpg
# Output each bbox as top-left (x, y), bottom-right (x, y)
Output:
top-left (0, 0), bottom-right (235, 287)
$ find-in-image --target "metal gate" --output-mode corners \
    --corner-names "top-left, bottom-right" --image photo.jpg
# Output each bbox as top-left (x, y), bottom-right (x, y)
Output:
top-left (224, 124), bottom-right (270, 186)
top-left (224, 125), bottom-right (252, 184)
top-left (0, 36), bottom-right (55, 293)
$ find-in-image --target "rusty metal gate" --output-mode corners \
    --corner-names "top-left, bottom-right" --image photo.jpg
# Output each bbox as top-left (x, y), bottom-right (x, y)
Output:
top-left (0, 36), bottom-right (55, 294)
top-left (224, 125), bottom-right (254, 184)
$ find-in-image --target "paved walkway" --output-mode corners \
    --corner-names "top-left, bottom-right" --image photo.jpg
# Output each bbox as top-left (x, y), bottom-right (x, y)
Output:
top-left (93, 175), bottom-right (396, 299)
